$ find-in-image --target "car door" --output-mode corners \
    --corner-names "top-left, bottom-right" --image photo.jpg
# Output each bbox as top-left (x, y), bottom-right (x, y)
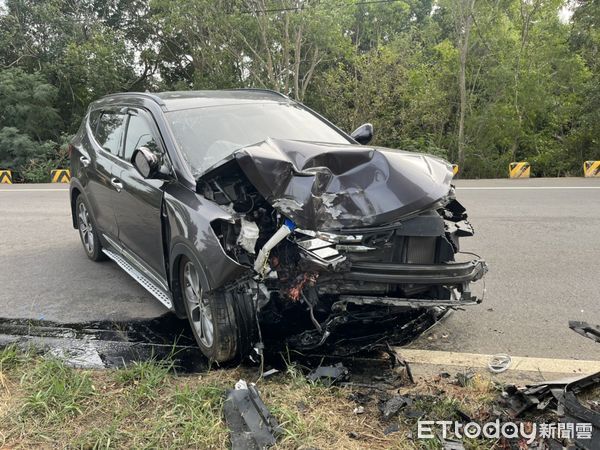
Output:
top-left (85, 108), bottom-right (127, 242)
top-left (111, 108), bottom-right (169, 282)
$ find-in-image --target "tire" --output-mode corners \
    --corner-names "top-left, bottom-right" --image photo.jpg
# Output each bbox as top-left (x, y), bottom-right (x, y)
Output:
top-left (180, 257), bottom-right (239, 363)
top-left (76, 195), bottom-right (106, 261)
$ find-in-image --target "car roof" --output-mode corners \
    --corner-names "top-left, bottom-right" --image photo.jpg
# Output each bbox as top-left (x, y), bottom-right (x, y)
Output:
top-left (96, 89), bottom-right (293, 111)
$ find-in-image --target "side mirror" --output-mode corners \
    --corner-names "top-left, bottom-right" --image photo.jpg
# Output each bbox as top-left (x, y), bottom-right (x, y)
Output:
top-left (132, 147), bottom-right (160, 178)
top-left (351, 123), bottom-right (374, 145)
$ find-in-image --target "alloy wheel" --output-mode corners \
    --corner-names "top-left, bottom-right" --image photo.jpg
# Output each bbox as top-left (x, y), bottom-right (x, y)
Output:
top-left (183, 261), bottom-right (214, 348)
top-left (78, 202), bottom-right (94, 254)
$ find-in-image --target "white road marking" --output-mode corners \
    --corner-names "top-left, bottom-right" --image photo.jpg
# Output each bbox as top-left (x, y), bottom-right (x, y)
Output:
top-left (457, 186), bottom-right (600, 190)
top-left (0, 188), bottom-right (68, 192)
top-left (396, 348), bottom-right (600, 374)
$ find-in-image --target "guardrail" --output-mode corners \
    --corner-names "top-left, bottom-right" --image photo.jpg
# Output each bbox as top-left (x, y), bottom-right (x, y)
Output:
top-left (50, 169), bottom-right (71, 183)
top-left (583, 161), bottom-right (600, 178)
top-left (509, 162), bottom-right (531, 178)
top-left (0, 170), bottom-right (12, 184)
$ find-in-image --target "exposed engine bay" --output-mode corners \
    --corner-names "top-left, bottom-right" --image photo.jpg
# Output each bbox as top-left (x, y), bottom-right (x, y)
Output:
top-left (199, 139), bottom-right (488, 354)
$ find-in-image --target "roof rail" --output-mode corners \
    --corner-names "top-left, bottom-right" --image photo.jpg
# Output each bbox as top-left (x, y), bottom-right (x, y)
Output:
top-left (99, 92), bottom-right (166, 106)
top-left (229, 88), bottom-right (290, 100)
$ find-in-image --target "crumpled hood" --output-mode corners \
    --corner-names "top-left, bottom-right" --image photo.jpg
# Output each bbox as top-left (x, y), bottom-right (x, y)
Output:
top-left (234, 138), bottom-right (453, 230)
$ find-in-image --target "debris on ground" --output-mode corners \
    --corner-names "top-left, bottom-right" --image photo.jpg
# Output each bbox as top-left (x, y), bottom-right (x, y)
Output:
top-left (383, 423), bottom-right (400, 435)
top-left (501, 371), bottom-right (600, 449)
top-left (223, 380), bottom-right (281, 450)
top-left (488, 353), bottom-right (512, 373)
top-left (261, 368), bottom-right (279, 378)
top-left (380, 394), bottom-right (413, 420)
top-left (441, 437), bottom-right (466, 450)
top-left (554, 371), bottom-right (600, 450)
top-left (455, 369), bottom-right (475, 387)
top-left (385, 345), bottom-right (414, 384)
top-left (306, 362), bottom-right (349, 386)
top-left (569, 320), bottom-right (600, 343)
top-left (352, 405), bottom-right (365, 414)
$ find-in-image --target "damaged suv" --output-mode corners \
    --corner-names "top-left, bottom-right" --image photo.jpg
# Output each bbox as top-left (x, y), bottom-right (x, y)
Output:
top-left (70, 90), bottom-right (487, 362)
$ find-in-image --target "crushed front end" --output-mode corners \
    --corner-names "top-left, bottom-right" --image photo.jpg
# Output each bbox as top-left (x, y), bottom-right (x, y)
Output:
top-left (200, 139), bottom-right (488, 354)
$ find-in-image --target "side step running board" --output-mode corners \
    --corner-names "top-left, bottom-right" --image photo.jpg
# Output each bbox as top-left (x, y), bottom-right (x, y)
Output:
top-left (103, 248), bottom-right (173, 309)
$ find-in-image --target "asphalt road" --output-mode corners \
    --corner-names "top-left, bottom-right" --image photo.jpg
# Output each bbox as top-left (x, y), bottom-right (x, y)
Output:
top-left (1, 179), bottom-right (599, 361)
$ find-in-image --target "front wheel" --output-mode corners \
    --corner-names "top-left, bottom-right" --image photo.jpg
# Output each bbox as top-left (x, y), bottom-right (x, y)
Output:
top-left (180, 257), bottom-right (239, 363)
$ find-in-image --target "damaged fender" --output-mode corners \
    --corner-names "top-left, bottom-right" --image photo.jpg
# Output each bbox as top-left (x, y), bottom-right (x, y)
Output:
top-left (163, 183), bottom-right (248, 298)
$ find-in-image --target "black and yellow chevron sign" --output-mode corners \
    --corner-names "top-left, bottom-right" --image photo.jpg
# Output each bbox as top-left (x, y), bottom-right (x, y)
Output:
top-left (51, 169), bottom-right (71, 183)
top-left (452, 164), bottom-right (459, 176)
top-left (0, 170), bottom-right (12, 184)
top-left (583, 161), bottom-right (600, 178)
top-left (509, 162), bottom-right (530, 178)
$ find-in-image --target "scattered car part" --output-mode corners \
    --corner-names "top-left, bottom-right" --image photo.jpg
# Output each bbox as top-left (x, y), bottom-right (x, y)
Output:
top-left (569, 320), bottom-right (600, 343)
top-left (261, 368), bottom-right (279, 378)
top-left (223, 380), bottom-right (281, 450)
top-left (553, 371), bottom-right (600, 450)
top-left (306, 362), bottom-right (349, 387)
top-left (380, 395), bottom-right (413, 420)
top-left (488, 353), bottom-right (512, 373)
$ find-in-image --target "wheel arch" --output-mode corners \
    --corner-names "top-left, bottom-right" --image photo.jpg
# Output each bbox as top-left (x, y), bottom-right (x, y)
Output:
top-left (70, 179), bottom-right (95, 230)
top-left (70, 185), bottom-right (82, 229)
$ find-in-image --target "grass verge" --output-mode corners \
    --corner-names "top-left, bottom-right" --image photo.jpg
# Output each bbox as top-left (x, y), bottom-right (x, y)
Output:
top-left (0, 345), bottom-right (500, 449)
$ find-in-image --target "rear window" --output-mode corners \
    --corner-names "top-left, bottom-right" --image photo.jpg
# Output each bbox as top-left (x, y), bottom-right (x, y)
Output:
top-left (95, 112), bottom-right (126, 156)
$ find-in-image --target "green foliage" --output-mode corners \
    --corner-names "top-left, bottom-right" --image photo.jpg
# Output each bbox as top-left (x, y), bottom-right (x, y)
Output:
top-left (0, 0), bottom-right (598, 178)
top-left (0, 69), bottom-right (60, 141)
top-left (0, 127), bottom-right (40, 169)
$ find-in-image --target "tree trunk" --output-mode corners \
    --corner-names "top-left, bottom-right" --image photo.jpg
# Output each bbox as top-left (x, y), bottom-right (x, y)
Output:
top-left (456, 0), bottom-right (475, 169)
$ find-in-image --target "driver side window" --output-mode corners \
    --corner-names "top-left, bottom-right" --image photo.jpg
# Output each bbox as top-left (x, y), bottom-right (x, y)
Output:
top-left (123, 113), bottom-right (159, 163)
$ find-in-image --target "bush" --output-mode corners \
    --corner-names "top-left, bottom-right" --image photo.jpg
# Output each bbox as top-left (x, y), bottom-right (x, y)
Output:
top-left (0, 128), bottom-right (70, 182)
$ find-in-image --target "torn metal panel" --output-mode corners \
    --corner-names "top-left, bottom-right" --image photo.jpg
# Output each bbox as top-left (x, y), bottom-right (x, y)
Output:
top-left (234, 138), bottom-right (453, 230)
top-left (223, 380), bottom-right (281, 450)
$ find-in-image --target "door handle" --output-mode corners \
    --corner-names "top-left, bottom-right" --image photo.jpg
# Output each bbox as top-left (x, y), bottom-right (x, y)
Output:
top-left (111, 177), bottom-right (123, 192)
top-left (80, 156), bottom-right (91, 167)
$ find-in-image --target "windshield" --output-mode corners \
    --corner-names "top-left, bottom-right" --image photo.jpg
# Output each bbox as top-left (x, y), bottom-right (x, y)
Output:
top-left (165, 102), bottom-right (352, 175)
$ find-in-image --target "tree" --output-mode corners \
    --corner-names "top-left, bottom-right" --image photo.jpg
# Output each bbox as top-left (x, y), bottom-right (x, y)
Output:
top-left (0, 68), bottom-right (61, 141)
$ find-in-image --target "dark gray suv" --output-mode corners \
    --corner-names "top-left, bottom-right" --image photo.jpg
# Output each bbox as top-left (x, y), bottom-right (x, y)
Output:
top-left (70, 90), bottom-right (487, 362)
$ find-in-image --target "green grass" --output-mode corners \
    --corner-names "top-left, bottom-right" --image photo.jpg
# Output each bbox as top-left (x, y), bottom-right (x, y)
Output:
top-left (0, 347), bottom-right (503, 449)
top-left (114, 358), bottom-right (173, 402)
top-left (19, 357), bottom-right (95, 424)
